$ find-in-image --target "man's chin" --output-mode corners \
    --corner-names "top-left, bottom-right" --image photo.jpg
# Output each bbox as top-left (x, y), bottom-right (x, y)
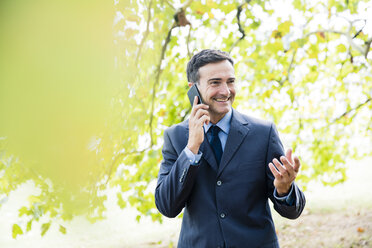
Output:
top-left (218, 102), bottom-right (231, 110)
top-left (210, 106), bottom-right (231, 116)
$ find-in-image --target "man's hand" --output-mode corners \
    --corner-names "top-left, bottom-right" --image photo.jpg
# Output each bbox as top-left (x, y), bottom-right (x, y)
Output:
top-left (187, 96), bottom-right (210, 154)
top-left (268, 148), bottom-right (300, 196)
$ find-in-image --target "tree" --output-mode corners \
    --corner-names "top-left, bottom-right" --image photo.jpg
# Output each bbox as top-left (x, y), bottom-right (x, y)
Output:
top-left (1, 0), bottom-right (371, 238)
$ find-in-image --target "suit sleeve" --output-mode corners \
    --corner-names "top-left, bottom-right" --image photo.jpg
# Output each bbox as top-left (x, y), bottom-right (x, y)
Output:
top-left (155, 128), bottom-right (199, 218)
top-left (265, 123), bottom-right (306, 219)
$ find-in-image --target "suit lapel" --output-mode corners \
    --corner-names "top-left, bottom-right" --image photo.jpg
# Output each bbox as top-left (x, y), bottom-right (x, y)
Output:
top-left (218, 109), bottom-right (250, 177)
top-left (200, 139), bottom-right (219, 172)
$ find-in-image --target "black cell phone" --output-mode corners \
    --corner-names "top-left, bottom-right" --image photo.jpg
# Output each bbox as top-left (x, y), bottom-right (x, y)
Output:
top-left (187, 83), bottom-right (203, 106)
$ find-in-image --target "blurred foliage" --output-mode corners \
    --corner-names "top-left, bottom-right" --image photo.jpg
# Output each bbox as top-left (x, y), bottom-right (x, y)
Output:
top-left (1, 0), bottom-right (372, 238)
top-left (0, 0), bottom-right (117, 238)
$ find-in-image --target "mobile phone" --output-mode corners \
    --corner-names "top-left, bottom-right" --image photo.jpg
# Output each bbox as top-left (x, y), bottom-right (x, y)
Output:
top-left (187, 83), bottom-right (203, 106)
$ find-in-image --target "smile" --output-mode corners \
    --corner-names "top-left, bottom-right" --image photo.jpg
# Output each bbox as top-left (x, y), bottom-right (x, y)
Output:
top-left (214, 97), bottom-right (230, 102)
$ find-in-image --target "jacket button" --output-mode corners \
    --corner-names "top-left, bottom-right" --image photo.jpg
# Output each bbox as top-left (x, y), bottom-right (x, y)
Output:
top-left (216, 180), bottom-right (222, 186)
top-left (220, 213), bottom-right (225, 218)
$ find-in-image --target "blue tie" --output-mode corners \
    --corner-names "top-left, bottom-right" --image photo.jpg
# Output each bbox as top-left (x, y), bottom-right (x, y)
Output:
top-left (210, 125), bottom-right (222, 165)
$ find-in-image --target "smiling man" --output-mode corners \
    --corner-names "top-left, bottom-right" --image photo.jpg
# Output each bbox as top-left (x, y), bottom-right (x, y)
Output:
top-left (155, 49), bottom-right (306, 248)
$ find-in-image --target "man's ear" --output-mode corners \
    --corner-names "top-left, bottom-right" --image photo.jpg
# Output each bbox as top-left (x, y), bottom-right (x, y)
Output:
top-left (188, 82), bottom-right (193, 88)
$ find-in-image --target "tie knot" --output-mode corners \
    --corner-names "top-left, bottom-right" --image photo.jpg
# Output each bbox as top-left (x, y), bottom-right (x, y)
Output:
top-left (210, 125), bottom-right (221, 137)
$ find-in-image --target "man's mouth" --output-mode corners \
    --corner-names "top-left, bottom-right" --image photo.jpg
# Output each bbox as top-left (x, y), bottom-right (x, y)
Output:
top-left (214, 97), bottom-right (230, 102)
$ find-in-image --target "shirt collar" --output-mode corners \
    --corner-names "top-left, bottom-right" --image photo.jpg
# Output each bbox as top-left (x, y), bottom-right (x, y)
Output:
top-left (204, 108), bottom-right (232, 135)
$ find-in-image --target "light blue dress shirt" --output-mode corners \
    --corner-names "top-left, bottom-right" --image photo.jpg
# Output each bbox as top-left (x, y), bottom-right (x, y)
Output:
top-left (183, 108), bottom-right (294, 205)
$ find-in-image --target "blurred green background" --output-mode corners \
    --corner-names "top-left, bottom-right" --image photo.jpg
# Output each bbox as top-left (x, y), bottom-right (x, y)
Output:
top-left (0, 0), bottom-right (115, 185)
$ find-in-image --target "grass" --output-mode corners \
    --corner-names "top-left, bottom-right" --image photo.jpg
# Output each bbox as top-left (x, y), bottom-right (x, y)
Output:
top-left (274, 207), bottom-right (372, 248)
top-left (272, 156), bottom-right (372, 248)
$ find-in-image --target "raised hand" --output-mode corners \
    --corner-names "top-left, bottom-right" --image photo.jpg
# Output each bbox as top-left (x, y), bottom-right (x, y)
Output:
top-left (268, 148), bottom-right (301, 196)
top-left (187, 96), bottom-right (210, 154)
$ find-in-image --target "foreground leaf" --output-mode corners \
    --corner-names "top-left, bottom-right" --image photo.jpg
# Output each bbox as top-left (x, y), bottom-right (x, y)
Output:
top-left (12, 224), bottom-right (23, 239)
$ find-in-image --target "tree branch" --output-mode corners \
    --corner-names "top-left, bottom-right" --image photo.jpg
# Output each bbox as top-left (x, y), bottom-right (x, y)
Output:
top-left (149, 3), bottom-right (192, 145)
top-left (149, 25), bottom-right (175, 146)
top-left (305, 29), bottom-right (345, 37)
top-left (276, 49), bottom-right (297, 86)
top-left (135, 0), bottom-right (153, 65)
top-left (305, 29), bottom-right (365, 55)
top-left (106, 2), bottom-right (195, 185)
top-left (180, 1), bottom-right (194, 59)
top-left (352, 20), bottom-right (366, 39)
top-left (181, 0), bottom-right (193, 9)
top-left (163, 0), bottom-right (175, 10)
top-left (365, 37), bottom-right (372, 59)
top-left (330, 97), bottom-right (372, 124)
top-left (229, 3), bottom-right (247, 53)
top-left (186, 25), bottom-right (192, 59)
top-left (104, 147), bottom-right (151, 186)
top-left (286, 50), bottom-right (296, 82)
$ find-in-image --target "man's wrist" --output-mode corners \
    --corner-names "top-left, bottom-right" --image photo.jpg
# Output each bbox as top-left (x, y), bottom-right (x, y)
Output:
top-left (187, 144), bottom-right (200, 155)
top-left (276, 184), bottom-right (292, 197)
top-left (184, 147), bottom-right (202, 166)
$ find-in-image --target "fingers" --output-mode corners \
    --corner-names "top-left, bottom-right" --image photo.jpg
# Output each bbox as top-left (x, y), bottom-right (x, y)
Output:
top-left (190, 96), bottom-right (209, 117)
top-left (269, 162), bottom-right (281, 178)
top-left (286, 148), bottom-right (293, 164)
top-left (274, 155), bottom-right (301, 177)
top-left (194, 108), bottom-right (209, 120)
top-left (193, 107), bottom-right (210, 126)
top-left (270, 153), bottom-right (301, 193)
top-left (280, 156), bottom-right (295, 176)
top-left (285, 148), bottom-right (301, 173)
top-left (293, 156), bottom-right (301, 173)
top-left (273, 158), bottom-right (289, 177)
top-left (200, 114), bottom-right (210, 126)
top-left (190, 96), bottom-right (209, 126)
top-left (190, 96), bottom-right (199, 116)
top-left (193, 95), bottom-right (198, 106)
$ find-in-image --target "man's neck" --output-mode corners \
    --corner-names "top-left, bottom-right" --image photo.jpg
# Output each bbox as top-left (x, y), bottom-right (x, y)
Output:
top-left (210, 114), bottom-right (225, 124)
top-left (209, 109), bottom-right (232, 125)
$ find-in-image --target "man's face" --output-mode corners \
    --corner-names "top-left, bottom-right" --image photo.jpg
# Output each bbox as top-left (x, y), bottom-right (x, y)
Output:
top-left (196, 60), bottom-right (236, 123)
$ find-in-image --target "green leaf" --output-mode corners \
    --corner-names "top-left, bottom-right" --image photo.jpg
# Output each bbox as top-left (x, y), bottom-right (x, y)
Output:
top-left (293, 0), bottom-right (304, 10)
top-left (277, 20), bottom-right (292, 35)
top-left (117, 192), bottom-right (127, 208)
top-left (250, 21), bottom-right (261, 30)
top-left (18, 206), bottom-right (29, 217)
top-left (41, 222), bottom-right (51, 236)
top-left (336, 44), bottom-right (347, 53)
top-left (136, 214), bottom-right (141, 222)
top-left (59, 225), bottom-right (67, 234)
top-left (291, 39), bottom-right (306, 49)
top-left (26, 220), bottom-right (33, 232)
top-left (12, 224), bottom-right (23, 239)
top-left (28, 195), bottom-right (41, 204)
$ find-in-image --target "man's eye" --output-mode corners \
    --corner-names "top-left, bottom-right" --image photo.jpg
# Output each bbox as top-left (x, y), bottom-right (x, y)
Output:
top-left (228, 80), bottom-right (235, 84)
top-left (211, 81), bottom-right (220, 85)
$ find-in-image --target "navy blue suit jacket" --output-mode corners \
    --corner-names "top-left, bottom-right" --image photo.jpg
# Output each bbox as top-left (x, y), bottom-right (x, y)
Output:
top-left (155, 109), bottom-right (306, 248)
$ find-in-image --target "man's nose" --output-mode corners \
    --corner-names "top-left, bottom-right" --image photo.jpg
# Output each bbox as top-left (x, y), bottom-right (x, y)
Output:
top-left (219, 82), bottom-right (230, 96)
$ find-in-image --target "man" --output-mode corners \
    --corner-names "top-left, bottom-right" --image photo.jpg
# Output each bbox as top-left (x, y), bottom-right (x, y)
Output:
top-left (155, 49), bottom-right (305, 248)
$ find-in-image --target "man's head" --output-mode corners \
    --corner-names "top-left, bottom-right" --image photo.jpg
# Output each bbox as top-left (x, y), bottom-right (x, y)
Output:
top-left (186, 49), bottom-right (234, 84)
top-left (187, 49), bottom-right (236, 124)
